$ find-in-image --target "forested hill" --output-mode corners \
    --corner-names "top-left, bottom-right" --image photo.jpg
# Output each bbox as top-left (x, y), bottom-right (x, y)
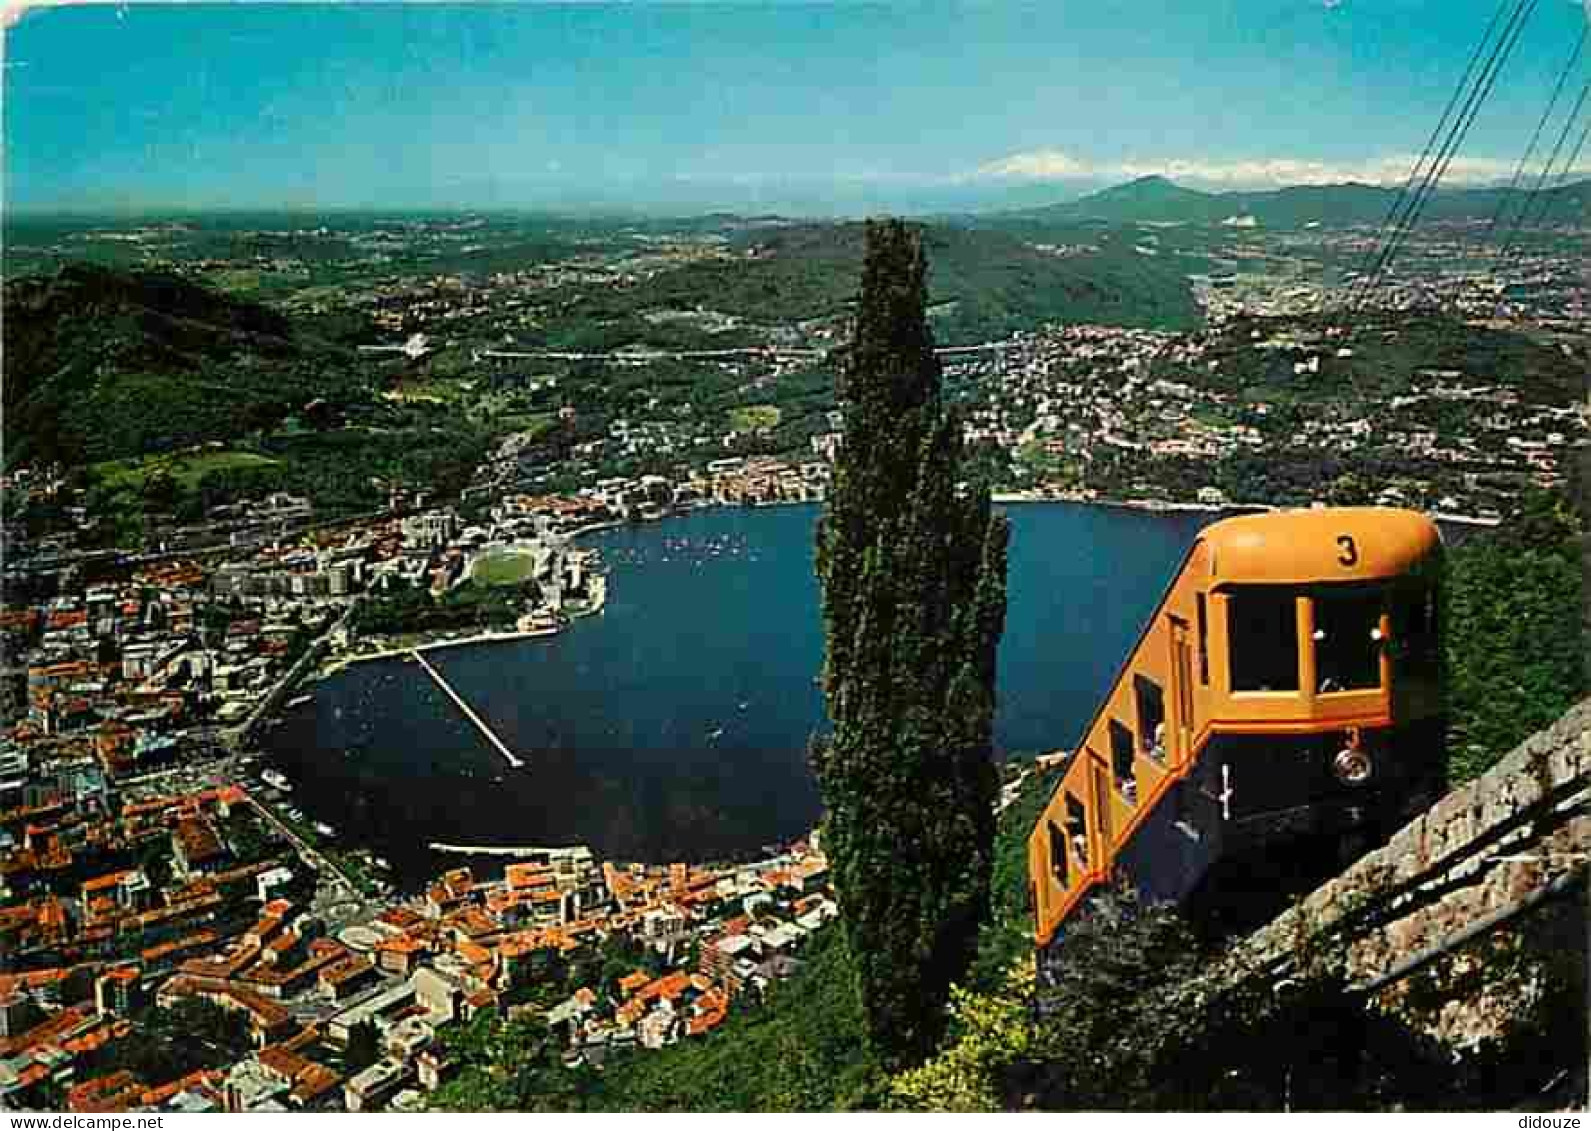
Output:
top-left (1174, 309), bottom-right (1587, 407)
top-left (998, 173), bottom-right (1591, 229)
top-left (3, 262), bottom-right (373, 467)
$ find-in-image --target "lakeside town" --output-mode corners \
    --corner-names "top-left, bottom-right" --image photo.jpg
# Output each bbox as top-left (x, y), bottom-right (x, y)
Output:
top-left (2, 203), bottom-right (1588, 1111)
top-left (1, 759), bottom-right (836, 1113)
top-left (0, 445), bottom-right (869, 1113)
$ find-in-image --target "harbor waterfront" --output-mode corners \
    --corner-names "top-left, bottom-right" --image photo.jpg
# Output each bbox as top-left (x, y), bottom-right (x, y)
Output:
top-left (259, 501), bottom-right (1211, 889)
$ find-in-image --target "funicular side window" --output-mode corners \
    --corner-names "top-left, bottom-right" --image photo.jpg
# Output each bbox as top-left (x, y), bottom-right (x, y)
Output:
top-left (1134, 674), bottom-right (1166, 761)
top-left (1108, 720), bottom-right (1137, 804)
top-left (1048, 819), bottom-right (1070, 886)
top-left (1196, 593), bottom-right (1210, 685)
top-left (1312, 584), bottom-right (1385, 692)
top-left (1065, 793), bottom-right (1089, 869)
top-left (1227, 587), bottom-right (1300, 692)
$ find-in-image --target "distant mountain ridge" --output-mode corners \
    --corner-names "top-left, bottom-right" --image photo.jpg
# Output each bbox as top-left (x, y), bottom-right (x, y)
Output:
top-left (1011, 173), bottom-right (1591, 228)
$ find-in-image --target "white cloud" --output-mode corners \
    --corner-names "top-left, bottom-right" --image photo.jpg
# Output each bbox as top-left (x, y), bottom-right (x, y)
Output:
top-left (970, 149), bottom-right (1591, 188)
top-left (1, 0), bottom-right (102, 30)
top-left (975, 149), bottom-right (1095, 180)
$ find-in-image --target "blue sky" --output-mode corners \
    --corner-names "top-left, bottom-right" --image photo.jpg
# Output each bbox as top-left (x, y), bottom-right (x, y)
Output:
top-left (5, 1), bottom-right (1590, 213)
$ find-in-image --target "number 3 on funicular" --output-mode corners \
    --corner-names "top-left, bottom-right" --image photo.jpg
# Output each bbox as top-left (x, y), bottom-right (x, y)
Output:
top-left (1336, 535), bottom-right (1358, 567)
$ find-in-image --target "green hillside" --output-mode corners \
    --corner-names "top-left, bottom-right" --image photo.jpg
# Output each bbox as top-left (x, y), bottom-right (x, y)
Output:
top-left (532, 221), bottom-right (1202, 344)
top-left (5, 263), bottom-right (489, 527)
top-left (1004, 174), bottom-right (1591, 230)
top-left (2, 262), bottom-right (371, 467)
top-left (1175, 310), bottom-right (1586, 406)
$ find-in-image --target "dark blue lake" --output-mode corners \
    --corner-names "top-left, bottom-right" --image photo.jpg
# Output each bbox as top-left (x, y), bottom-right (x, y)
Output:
top-left (261, 502), bottom-right (1213, 886)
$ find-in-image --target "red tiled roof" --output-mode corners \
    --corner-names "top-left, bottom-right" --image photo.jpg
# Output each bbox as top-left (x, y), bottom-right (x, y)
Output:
top-left (504, 863), bottom-right (556, 890)
top-left (173, 816), bottom-right (225, 865)
top-left (67, 1070), bottom-right (145, 1113)
top-left (291, 1063), bottom-right (342, 1104)
top-left (63, 1018), bottom-right (131, 1055)
top-left (258, 1045), bottom-right (311, 1080)
top-left (81, 869), bottom-right (134, 894)
top-left (0, 966), bottom-right (71, 998)
top-left (140, 1068), bottom-right (223, 1108)
top-left (0, 609), bottom-right (39, 631)
top-left (0, 1005), bottom-right (95, 1059)
top-left (377, 907), bottom-right (423, 930)
top-left (318, 955), bottom-right (374, 988)
top-left (686, 1007), bottom-right (727, 1037)
top-left (639, 970), bottom-right (692, 1004)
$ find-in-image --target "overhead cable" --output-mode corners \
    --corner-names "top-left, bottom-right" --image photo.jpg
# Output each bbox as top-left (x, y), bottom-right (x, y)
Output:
top-left (1355, 0), bottom-right (1539, 315)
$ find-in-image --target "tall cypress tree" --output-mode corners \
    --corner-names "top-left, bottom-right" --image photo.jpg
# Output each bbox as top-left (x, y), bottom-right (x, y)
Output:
top-left (814, 219), bottom-right (1009, 1068)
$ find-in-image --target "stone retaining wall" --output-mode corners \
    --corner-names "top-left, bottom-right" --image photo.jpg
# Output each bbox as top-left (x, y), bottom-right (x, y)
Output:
top-left (1231, 696), bottom-right (1591, 987)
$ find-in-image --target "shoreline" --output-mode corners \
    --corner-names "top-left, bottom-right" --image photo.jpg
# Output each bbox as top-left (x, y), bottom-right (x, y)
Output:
top-left (317, 547), bottom-right (614, 679)
top-left (316, 624), bottom-right (564, 676)
top-left (567, 519), bottom-right (626, 540)
top-left (988, 492), bottom-right (1501, 526)
top-left (991, 492), bottom-right (1237, 513)
top-left (316, 572), bottom-right (610, 677)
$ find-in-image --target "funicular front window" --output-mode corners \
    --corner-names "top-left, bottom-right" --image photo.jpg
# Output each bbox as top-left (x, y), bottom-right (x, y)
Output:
top-left (1312, 584), bottom-right (1385, 692)
top-left (1227, 587), bottom-right (1300, 692)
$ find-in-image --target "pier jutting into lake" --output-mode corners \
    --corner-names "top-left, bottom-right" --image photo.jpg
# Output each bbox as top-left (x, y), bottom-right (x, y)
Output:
top-left (410, 649), bottom-right (525, 769)
top-left (428, 842), bottom-right (591, 859)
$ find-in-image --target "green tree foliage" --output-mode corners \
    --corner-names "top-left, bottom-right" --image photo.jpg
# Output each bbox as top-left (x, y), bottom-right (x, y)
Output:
top-left (426, 930), bottom-right (879, 1112)
top-left (138, 466), bottom-right (179, 514)
top-left (533, 222), bottom-right (1199, 348)
top-left (1443, 488), bottom-right (1586, 782)
top-left (982, 888), bottom-right (1585, 1111)
top-left (218, 810), bottom-right (284, 866)
top-left (910, 891), bottom-right (1399, 1111)
top-left (354, 578), bottom-right (526, 636)
top-left (429, 1010), bottom-right (592, 1112)
top-left (891, 891), bottom-right (1259, 1111)
top-left (97, 1000), bottom-right (252, 1083)
top-left (584, 927), bottom-right (881, 1111)
top-left (890, 964), bottom-right (1036, 1112)
top-left (343, 1019), bottom-right (382, 1076)
top-left (813, 219), bottom-right (1010, 1068)
top-left (3, 263), bottom-right (354, 468)
top-left (965, 763), bottom-right (1061, 992)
